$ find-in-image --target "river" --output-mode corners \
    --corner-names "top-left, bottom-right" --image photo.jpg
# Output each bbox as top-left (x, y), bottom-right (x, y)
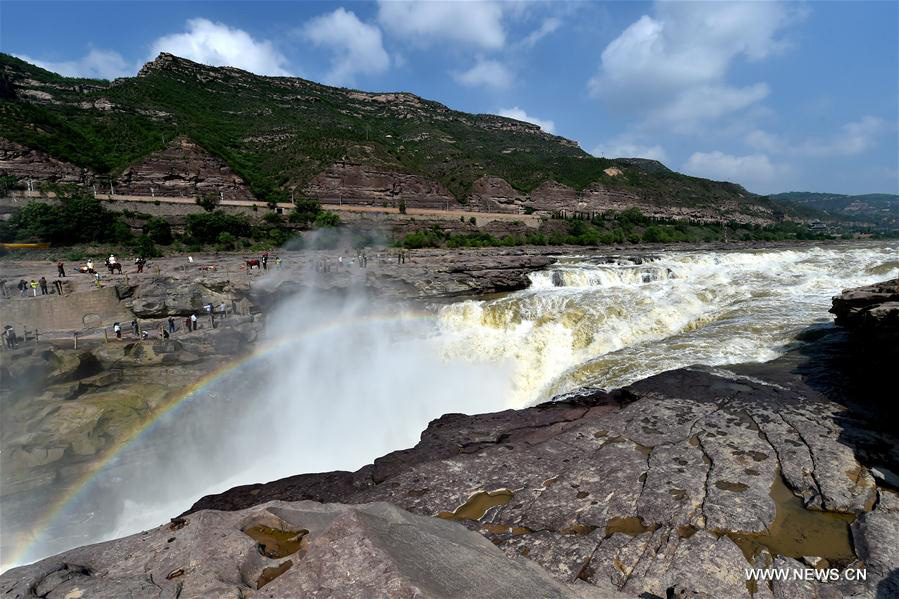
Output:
top-left (4, 241), bottom-right (897, 570)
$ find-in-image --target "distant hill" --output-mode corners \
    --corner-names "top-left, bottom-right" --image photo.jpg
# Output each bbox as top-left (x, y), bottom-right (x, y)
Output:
top-left (768, 192), bottom-right (899, 230)
top-left (0, 52), bottom-right (809, 224)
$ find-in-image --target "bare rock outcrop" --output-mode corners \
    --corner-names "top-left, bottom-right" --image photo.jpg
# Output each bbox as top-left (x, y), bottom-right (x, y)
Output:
top-left (0, 500), bottom-right (625, 598)
top-left (303, 161), bottom-right (463, 210)
top-left (185, 353), bottom-right (896, 598)
top-left (114, 137), bottom-right (254, 201)
top-left (830, 278), bottom-right (899, 346)
top-left (0, 138), bottom-right (92, 186)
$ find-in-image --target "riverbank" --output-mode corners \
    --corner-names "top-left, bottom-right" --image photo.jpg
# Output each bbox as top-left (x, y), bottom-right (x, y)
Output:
top-left (2, 279), bottom-right (897, 597)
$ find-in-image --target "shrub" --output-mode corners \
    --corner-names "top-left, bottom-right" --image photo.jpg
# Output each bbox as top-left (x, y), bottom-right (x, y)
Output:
top-left (185, 210), bottom-right (251, 244)
top-left (216, 231), bottom-right (236, 250)
top-left (145, 217), bottom-right (173, 245)
top-left (398, 199), bottom-right (406, 214)
top-left (135, 235), bottom-right (160, 257)
top-left (314, 210), bottom-right (340, 228)
top-left (263, 211), bottom-right (282, 224)
top-left (196, 194), bottom-right (219, 212)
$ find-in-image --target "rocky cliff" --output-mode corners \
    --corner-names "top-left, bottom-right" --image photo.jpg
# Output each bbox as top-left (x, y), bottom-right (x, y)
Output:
top-left (114, 136), bottom-right (255, 201)
top-left (830, 278), bottom-right (899, 348)
top-left (0, 52), bottom-right (808, 225)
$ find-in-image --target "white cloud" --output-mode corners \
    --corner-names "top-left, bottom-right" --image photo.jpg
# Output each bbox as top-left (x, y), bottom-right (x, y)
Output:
top-left (591, 140), bottom-right (667, 162)
top-left (151, 18), bottom-right (291, 76)
top-left (497, 107), bottom-right (555, 133)
top-left (452, 58), bottom-right (513, 90)
top-left (684, 151), bottom-right (788, 189)
top-left (301, 8), bottom-right (389, 86)
top-left (17, 49), bottom-right (133, 79)
top-left (746, 116), bottom-right (889, 157)
top-left (589, 2), bottom-right (794, 130)
top-left (377, 0), bottom-right (506, 49)
top-left (520, 17), bottom-right (561, 48)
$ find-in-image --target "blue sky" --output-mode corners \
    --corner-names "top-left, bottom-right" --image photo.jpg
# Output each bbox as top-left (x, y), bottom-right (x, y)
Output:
top-left (2, 1), bottom-right (897, 195)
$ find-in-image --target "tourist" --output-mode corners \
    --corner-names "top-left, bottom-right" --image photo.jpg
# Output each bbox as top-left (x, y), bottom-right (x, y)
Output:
top-left (18, 279), bottom-right (27, 297)
top-left (113, 322), bottom-right (122, 339)
top-left (184, 316), bottom-right (191, 332)
top-left (262, 252), bottom-right (269, 270)
top-left (57, 261), bottom-right (66, 277)
top-left (275, 256), bottom-right (282, 269)
top-left (131, 319), bottom-right (139, 335)
top-left (168, 316), bottom-right (176, 333)
top-left (30, 280), bottom-right (38, 296)
top-left (162, 328), bottom-right (170, 340)
top-left (141, 330), bottom-right (149, 340)
top-left (0, 279), bottom-right (8, 298)
top-left (219, 301), bottom-right (227, 317)
top-left (3, 325), bottom-right (15, 349)
top-left (135, 257), bottom-right (146, 273)
top-left (39, 277), bottom-right (48, 295)
top-left (86, 259), bottom-right (94, 273)
top-left (95, 272), bottom-right (102, 287)
top-left (190, 313), bottom-right (198, 331)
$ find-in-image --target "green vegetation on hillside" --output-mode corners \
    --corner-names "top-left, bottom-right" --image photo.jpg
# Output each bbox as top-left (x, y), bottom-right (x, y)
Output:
top-left (2, 52), bottom-right (764, 213)
top-left (768, 192), bottom-right (899, 230)
top-left (398, 209), bottom-right (891, 249)
top-left (0, 187), bottom-right (341, 253)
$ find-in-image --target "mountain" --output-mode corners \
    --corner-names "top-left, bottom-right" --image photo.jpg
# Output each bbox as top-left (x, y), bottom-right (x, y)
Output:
top-left (768, 192), bottom-right (899, 230)
top-left (0, 52), bottom-right (798, 223)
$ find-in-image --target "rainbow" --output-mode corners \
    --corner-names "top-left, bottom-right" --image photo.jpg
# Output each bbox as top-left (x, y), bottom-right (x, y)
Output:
top-left (2, 309), bottom-right (436, 572)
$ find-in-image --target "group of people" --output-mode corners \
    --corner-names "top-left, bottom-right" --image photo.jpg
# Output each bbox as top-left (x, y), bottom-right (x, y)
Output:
top-left (111, 301), bottom-right (230, 341)
top-left (15, 277), bottom-right (63, 297)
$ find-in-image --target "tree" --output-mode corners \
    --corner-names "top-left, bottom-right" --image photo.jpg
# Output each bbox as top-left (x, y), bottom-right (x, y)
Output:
top-left (314, 210), bottom-right (340, 228)
top-left (196, 194), bottom-right (219, 212)
top-left (144, 217), bottom-right (173, 245)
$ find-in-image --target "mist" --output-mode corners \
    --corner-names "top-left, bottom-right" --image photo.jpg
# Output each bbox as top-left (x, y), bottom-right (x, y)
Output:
top-left (15, 252), bottom-right (515, 567)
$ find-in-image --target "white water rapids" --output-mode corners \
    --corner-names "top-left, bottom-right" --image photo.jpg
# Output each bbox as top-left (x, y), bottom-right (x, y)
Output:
top-left (5, 242), bottom-right (897, 570)
top-left (437, 243), bottom-right (899, 406)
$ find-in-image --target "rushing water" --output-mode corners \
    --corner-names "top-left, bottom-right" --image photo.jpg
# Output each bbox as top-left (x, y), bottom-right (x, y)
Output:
top-left (437, 243), bottom-right (899, 406)
top-left (4, 242), bottom-right (897, 571)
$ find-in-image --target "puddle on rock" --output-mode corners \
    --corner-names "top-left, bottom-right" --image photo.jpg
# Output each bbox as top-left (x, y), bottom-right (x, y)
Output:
top-left (256, 559), bottom-right (293, 589)
top-left (437, 490), bottom-right (513, 521)
top-left (243, 525), bottom-right (308, 559)
top-left (723, 472), bottom-right (856, 564)
top-left (604, 516), bottom-right (657, 538)
top-left (481, 523), bottom-right (532, 535)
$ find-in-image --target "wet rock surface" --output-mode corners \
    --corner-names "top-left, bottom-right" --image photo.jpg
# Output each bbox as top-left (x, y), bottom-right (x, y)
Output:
top-left (182, 331), bottom-right (898, 598)
top-left (0, 501), bottom-right (626, 599)
top-left (830, 278), bottom-right (899, 348)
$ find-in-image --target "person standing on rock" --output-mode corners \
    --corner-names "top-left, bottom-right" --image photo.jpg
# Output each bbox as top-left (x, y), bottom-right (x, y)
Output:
top-left (168, 316), bottom-right (176, 333)
top-left (262, 252), bottom-right (269, 270)
top-left (113, 322), bottom-right (122, 339)
top-left (219, 301), bottom-right (227, 318)
top-left (18, 279), bottom-right (27, 297)
top-left (30, 280), bottom-right (38, 296)
top-left (86, 259), bottom-right (94, 274)
top-left (39, 277), bottom-right (48, 295)
top-left (131, 319), bottom-right (139, 336)
top-left (3, 326), bottom-right (14, 349)
top-left (190, 313), bottom-right (198, 331)
top-left (57, 261), bottom-right (66, 277)
top-left (162, 328), bottom-right (170, 340)
top-left (95, 272), bottom-right (102, 287)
